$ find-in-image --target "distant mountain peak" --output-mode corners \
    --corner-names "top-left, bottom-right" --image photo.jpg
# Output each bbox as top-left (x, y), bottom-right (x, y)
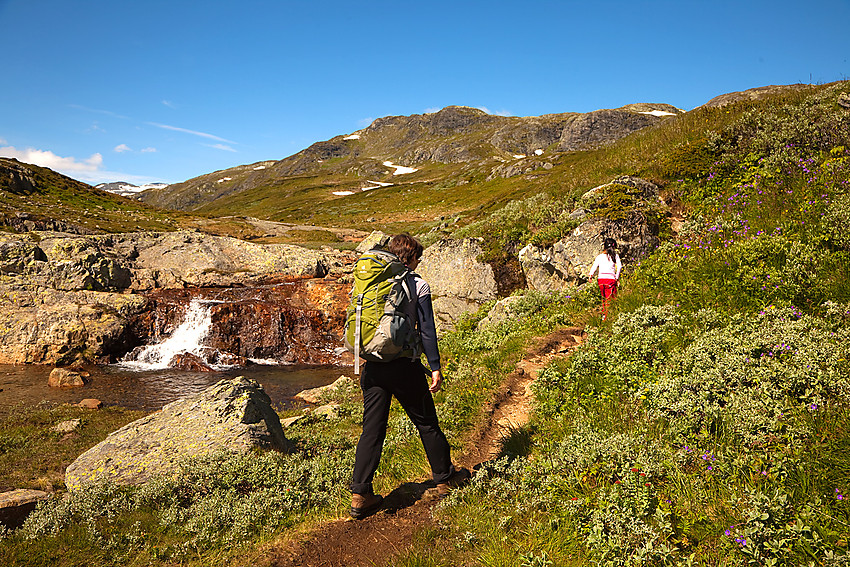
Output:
top-left (96, 181), bottom-right (169, 198)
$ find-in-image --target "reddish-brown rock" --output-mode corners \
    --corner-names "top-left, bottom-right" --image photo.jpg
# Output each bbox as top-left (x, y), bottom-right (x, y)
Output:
top-left (169, 352), bottom-right (215, 372)
top-left (78, 398), bottom-right (103, 409)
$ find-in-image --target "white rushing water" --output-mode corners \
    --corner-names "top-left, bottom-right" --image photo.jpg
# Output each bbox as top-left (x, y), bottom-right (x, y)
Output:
top-left (120, 299), bottom-right (218, 371)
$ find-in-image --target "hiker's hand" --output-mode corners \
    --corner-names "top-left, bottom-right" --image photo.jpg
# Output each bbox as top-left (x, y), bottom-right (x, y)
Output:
top-left (429, 370), bottom-right (443, 393)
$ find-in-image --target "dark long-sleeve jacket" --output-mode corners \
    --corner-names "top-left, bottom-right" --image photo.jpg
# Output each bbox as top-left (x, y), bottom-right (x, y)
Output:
top-left (405, 272), bottom-right (441, 372)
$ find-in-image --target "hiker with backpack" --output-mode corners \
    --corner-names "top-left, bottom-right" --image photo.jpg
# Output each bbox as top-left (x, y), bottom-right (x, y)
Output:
top-left (588, 237), bottom-right (622, 320)
top-left (345, 233), bottom-right (470, 519)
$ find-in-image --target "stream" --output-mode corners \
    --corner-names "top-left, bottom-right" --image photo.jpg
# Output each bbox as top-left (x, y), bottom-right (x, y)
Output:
top-left (0, 363), bottom-right (346, 413)
top-left (0, 295), bottom-right (349, 414)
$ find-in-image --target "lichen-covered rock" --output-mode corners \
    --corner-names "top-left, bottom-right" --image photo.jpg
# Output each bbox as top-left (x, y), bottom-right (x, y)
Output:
top-left (53, 419), bottom-right (82, 433)
top-left (355, 230), bottom-right (389, 253)
top-left (417, 238), bottom-right (498, 329)
top-left (65, 377), bottom-right (288, 491)
top-left (0, 238), bottom-right (47, 275)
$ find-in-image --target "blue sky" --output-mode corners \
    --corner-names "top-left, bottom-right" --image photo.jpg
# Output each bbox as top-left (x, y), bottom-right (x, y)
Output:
top-left (1, 0), bottom-right (848, 186)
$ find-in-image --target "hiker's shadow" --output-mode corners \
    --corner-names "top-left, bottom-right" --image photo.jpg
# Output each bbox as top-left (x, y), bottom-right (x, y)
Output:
top-left (381, 480), bottom-right (438, 513)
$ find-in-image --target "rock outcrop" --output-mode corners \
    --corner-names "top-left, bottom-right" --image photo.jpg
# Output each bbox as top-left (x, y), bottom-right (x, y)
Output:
top-left (32, 230), bottom-right (331, 290)
top-left (65, 377), bottom-right (288, 490)
top-left (0, 230), bottom-right (351, 365)
top-left (417, 238), bottom-right (499, 328)
top-left (519, 176), bottom-right (666, 291)
top-left (0, 286), bottom-right (150, 364)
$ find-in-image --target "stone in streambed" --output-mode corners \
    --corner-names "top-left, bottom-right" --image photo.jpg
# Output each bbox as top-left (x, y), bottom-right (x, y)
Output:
top-left (47, 367), bottom-right (86, 388)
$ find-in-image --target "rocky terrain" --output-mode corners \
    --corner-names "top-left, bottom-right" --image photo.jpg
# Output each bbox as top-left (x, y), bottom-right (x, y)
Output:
top-left (0, 170), bottom-right (664, 367)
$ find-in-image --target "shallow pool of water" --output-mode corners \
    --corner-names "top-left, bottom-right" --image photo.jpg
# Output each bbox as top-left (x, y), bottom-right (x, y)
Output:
top-left (0, 363), bottom-right (350, 413)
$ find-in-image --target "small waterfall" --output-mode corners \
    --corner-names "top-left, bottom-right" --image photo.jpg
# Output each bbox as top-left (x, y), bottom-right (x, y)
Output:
top-left (120, 299), bottom-right (232, 371)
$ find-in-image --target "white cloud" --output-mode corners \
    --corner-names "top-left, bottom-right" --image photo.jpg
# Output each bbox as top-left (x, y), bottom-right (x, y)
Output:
top-left (69, 104), bottom-right (130, 120)
top-left (148, 122), bottom-right (236, 144)
top-left (0, 137), bottom-right (6, 145)
top-left (0, 143), bottom-right (171, 186)
top-left (0, 145), bottom-right (103, 173)
top-left (477, 106), bottom-right (512, 117)
top-left (423, 107), bottom-right (441, 114)
top-left (162, 100), bottom-right (177, 109)
top-left (140, 147), bottom-right (157, 153)
top-left (357, 117), bottom-right (374, 127)
top-left (203, 143), bottom-right (237, 153)
top-left (114, 144), bottom-right (132, 153)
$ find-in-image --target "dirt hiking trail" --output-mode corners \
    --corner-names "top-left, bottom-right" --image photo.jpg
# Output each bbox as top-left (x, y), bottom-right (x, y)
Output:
top-left (262, 327), bottom-right (585, 567)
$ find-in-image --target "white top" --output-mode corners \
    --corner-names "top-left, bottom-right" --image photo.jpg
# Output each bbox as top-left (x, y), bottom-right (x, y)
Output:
top-left (588, 252), bottom-right (622, 280)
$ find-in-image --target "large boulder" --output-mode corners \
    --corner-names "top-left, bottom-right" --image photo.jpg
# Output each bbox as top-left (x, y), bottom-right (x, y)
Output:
top-left (65, 377), bottom-right (288, 491)
top-left (417, 238), bottom-right (498, 329)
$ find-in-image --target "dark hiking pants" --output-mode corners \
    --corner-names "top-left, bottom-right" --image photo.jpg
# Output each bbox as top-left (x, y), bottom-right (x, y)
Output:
top-left (350, 357), bottom-right (452, 495)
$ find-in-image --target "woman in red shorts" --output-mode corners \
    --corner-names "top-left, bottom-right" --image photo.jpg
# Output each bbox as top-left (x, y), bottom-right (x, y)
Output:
top-left (588, 237), bottom-right (622, 320)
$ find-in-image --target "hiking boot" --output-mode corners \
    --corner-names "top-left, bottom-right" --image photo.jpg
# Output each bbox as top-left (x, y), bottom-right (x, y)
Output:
top-left (349, 492), bottom-right (383, 520)
top-left (436, 466), bottom-right (471, 496)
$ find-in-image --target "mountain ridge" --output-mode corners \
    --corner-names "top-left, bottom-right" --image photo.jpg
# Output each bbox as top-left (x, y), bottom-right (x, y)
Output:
top-left (137, 102), bottom-right (683, 212)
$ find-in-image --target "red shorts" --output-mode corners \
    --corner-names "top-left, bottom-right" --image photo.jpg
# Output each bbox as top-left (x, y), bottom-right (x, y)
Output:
top-left (598, 279), bottom-right (618, 300)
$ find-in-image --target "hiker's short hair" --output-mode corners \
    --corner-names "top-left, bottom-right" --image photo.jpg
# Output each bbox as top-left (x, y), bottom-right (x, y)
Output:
top-left (388, 233), bottom-right (424, 266)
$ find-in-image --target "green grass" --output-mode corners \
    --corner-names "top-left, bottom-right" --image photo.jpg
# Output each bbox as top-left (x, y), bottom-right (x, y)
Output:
top-left (0, 404), bottom-right (146, 492)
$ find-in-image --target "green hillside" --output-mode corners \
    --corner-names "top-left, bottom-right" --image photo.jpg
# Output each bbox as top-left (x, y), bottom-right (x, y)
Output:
top-left (0, 158), bottom-right (181, 233)
top-left (1, 82), bottom-right (849, 566)
top-left (140, 103), bottom-right (682, 232)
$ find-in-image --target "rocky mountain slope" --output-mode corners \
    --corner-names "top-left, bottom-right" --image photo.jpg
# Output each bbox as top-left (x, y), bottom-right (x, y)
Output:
top-left (138, 103), bottom-right (682, 213)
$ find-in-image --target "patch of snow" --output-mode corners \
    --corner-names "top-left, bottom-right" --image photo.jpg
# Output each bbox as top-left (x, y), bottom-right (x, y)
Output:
top-left (97, 182), bottom-right (168, 197)
top-left (216, 177), bottom-right (232, 183)
top-left (639, 110), bottom-right (677, 117)
top-left (343, 134), bottom-right (361, 140)
top-left (253, 166), bottom-right (266, 170)
top-left (360, 180), bottom-right (393, 191)
top-left (383, 161), bottom-right (418, 175)
top-left (333, 191), bottom-right (356, 196)
top-left (513, 154), bottom-right (526, 159)
top-left (534, 149), bottom-right (544, 155)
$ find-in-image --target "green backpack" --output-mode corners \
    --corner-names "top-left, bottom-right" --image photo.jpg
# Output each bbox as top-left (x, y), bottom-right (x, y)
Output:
top-left (343, 248), bottom-right (420, 374)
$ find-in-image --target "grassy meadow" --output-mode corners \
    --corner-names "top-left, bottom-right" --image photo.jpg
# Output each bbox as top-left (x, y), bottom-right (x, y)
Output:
top-left (1, 81), bottom-right (849, 566)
